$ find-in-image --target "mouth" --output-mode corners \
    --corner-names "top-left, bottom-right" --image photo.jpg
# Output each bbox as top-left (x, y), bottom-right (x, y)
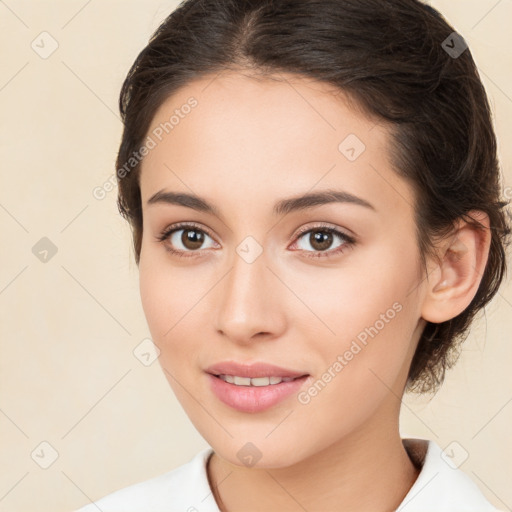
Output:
top-left (205, 365), bottom-right (311, 413)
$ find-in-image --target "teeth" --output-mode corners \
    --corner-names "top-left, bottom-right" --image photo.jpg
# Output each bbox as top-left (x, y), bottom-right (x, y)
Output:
top-left (218, 375), bottom-right (298, 386)
top-left (233, 376), bottom-right (251, 386)
top-left (249, 377), bottom-right (271, 386)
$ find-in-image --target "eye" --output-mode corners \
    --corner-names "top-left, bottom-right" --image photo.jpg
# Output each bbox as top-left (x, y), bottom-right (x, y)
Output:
top-left (290, 224), bottom-right (356, 259)
top-left (156, 221), bottom-right (356, 260)
top-left (156, 222), bottom-right (218, 258)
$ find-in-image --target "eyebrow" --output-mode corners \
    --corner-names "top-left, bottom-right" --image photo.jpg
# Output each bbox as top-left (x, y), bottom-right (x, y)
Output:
top-left (146, 188), bottom-right (376, 216)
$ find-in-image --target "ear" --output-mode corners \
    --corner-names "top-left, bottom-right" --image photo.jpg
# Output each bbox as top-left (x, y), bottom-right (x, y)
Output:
top-left (421, 210), bottom-right (492, 324)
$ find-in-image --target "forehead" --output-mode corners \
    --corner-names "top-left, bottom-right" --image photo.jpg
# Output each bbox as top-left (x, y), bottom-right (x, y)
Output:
top-left (139, 71), bottom-right (414, 220)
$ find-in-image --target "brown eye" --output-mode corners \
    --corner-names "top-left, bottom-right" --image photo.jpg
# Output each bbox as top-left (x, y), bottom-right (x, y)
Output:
top-left (180, 228), bottom-right (205, 250)
top-left (308, 230), bottom-right (334, 251)
top-left (157, 223), bottom-right (217, 256)
top-left (291, 225), bottom-right (356, 259)
top-left (296, 228), bottom-right (346, 253)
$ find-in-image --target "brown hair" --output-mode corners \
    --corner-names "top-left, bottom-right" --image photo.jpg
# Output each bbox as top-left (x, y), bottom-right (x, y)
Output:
top-left (115, 0), bottom-right (511, 393)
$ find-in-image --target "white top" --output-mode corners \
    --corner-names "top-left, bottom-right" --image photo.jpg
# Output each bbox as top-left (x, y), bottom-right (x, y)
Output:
top-left (75, 438), bottom-right (501, 512)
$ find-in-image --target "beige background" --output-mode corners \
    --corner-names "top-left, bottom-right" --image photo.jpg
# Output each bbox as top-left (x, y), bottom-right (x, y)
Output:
top-left (0, 1), bottom-right (511, 511)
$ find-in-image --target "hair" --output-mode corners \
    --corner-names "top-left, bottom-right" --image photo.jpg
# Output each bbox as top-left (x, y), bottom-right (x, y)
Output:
top-left (115, 0), bottom-right (511, 394)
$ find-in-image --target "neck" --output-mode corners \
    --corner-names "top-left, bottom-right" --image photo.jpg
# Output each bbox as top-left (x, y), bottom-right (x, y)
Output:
top-left (207, 415), bottom-right (420, 512)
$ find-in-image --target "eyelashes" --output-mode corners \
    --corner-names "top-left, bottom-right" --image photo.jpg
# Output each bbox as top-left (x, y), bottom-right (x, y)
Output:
top-left (155, 221), bottom-right (356, 260)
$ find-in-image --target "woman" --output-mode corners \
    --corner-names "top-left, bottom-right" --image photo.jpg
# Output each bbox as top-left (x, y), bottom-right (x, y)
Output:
top-left (76, 0), bottom-right (510, 510)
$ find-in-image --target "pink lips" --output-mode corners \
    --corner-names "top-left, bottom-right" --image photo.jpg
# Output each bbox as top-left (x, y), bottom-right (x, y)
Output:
top-left (205, 361), bottom-right (310, 413)
top-left (205, 361), bottom-right (308, 379)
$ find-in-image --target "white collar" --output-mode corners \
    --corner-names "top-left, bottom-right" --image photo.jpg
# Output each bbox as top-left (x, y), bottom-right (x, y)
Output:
top-left (397, 438), bottom-right (499, 511)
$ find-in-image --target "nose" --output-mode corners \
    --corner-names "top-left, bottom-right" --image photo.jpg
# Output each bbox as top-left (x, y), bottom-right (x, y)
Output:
top-left (213, 246), bottom-right (287, 345)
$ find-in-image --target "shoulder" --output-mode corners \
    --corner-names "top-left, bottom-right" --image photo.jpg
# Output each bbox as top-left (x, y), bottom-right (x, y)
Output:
top-left (74, 447), bottom-right (219, 512)
top-left (398, 438), bottom-right (502, 512)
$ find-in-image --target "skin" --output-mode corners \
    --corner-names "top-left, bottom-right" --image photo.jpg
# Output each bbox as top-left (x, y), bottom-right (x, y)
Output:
top-left (137, 70), bottom-right (491, 511)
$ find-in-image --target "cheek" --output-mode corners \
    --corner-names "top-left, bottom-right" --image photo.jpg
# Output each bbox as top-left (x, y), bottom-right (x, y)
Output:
top-left (284, 239), bottom-right (419, 338)
top-left (290, 242), bottom-right (421, 390)
top-left (138, 265), bottom-right (185, 370)
top-left (294, 289), bottom-right (418, 443)
top-left (138, 263), bottom-right (200, 396)
top-left (138, 261), bottom-right (169, 339)
top-left (138, 251), bottom-right (217, 392)
top-left (139, 247), bottom-right (202, 339)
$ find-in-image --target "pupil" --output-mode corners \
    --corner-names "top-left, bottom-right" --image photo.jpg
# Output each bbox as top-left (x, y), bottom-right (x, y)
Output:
top-left (311, 231), bottom-right (332, 251)
top-left (183, 229), bottom-right (204, 250)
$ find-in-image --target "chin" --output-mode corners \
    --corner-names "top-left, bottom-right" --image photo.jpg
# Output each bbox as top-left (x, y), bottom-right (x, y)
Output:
top-left (209, 436), bottom-right (309, 470)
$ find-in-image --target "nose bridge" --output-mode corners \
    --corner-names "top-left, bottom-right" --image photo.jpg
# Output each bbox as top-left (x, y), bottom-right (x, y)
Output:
top-left (214, 240), bottom-right (281, 341)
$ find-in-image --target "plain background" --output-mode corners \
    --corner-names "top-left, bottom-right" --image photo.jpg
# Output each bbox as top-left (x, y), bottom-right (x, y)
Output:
top-left (0, 1), bottom-right (511, 511)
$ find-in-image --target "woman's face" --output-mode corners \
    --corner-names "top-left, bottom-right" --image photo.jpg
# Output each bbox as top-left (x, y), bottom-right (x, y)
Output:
top-left (138, 71), bottom-right (428, 468)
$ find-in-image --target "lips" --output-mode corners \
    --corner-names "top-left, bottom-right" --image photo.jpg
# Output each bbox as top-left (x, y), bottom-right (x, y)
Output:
top-left (205, 361), bottom-right (311, 412)
top-left (207, 372), bottom-right (311, 413)
top-left (205, 361), bottom-right (309, 379)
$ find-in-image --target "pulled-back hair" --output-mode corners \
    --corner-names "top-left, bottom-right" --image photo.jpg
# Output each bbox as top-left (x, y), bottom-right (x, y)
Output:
top-left (115, 0), bottom-right (511, 393)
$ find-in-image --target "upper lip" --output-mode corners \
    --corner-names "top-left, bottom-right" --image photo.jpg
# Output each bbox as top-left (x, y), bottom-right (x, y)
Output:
top-left (205, 361), bottom-right (309, 379)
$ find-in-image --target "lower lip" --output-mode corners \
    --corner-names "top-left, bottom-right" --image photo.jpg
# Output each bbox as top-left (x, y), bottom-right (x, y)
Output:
top-left (207, 373), bottom-right (310, 413)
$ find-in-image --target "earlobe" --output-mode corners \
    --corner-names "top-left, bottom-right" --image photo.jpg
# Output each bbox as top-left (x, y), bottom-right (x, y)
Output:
top-left (421, 211), bottom-right (491, 324)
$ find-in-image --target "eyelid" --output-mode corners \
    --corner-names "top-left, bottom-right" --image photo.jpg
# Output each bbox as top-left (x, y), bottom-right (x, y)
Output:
top-left (159, 221), bottom-right (217, 242)
top-left (291, 221), bottom-right (356, 243)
